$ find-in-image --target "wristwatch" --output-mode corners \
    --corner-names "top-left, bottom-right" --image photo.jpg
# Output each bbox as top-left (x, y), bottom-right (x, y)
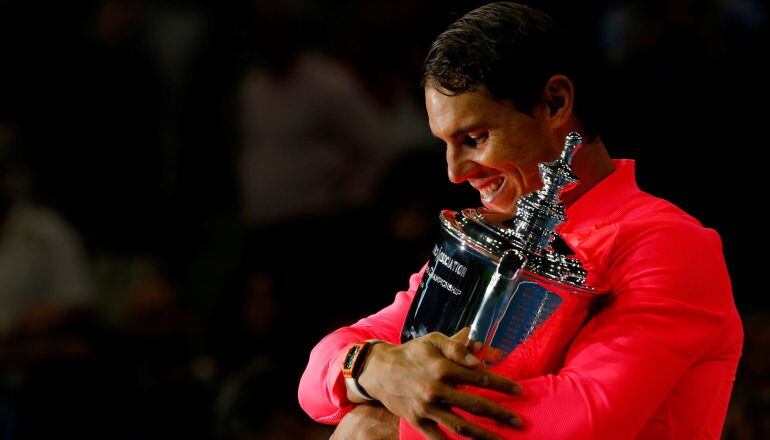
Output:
top-left (342, 340), bottom-right (382, 401)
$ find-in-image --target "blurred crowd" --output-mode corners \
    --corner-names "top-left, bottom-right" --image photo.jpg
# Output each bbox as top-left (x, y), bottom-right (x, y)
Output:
top-left (0, 0), bottom-right (767, 438)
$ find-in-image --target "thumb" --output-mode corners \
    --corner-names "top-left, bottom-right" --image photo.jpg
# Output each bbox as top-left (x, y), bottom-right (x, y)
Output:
top-left (452, 327), bottom-right (484, 354)
top-left (431, 328), bottom-right (480, 368)
top-left (451, 326), bottom-right (471, 344)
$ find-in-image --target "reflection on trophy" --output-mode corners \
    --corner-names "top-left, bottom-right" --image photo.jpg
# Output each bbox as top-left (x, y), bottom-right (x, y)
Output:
top-left (401, 132), bottom-right (607, 379)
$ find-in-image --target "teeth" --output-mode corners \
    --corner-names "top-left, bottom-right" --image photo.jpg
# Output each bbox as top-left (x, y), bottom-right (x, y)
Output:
top-left (480, 178), bottom-right (503, 201)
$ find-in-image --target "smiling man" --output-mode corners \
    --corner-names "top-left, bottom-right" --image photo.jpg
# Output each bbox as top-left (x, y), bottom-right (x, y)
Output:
top-left (298, 3), bottom-right (742, 439)
top-left (425, 85), bottom-right (613, 215)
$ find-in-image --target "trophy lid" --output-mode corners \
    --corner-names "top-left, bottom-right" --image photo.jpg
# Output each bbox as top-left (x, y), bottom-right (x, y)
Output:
top-left (440, 207), bottom-right (590, 288)
top-left (439, 208), bottom-right (511, 260)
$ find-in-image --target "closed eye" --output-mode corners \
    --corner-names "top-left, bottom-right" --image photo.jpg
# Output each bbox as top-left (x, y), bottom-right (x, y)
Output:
top-left (464, 133), bottom-right (488, 147)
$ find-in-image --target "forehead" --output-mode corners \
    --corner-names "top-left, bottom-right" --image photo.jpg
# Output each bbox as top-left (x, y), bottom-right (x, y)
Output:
top-left (425, 87), bottom-right (513, 138)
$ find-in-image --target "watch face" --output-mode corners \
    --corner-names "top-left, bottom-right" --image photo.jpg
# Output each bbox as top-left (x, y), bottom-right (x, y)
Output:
top-left (344, 344), bottom-right (362, 370)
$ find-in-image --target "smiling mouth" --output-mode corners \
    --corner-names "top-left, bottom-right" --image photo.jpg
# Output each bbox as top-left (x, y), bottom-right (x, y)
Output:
top-left (480, 177), bottom-right (505, 202)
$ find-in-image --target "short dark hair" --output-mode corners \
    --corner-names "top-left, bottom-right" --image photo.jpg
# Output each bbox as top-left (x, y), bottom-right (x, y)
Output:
top-left (423, 2), bottom-right (595, 133)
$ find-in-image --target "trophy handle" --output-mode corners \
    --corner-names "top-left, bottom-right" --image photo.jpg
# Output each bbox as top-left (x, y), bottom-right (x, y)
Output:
top-left (469, 250), bottom-right (527, 364)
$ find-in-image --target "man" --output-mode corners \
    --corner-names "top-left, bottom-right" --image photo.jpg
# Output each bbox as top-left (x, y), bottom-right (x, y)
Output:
top-left (298, 3), bottom-right (742, 439)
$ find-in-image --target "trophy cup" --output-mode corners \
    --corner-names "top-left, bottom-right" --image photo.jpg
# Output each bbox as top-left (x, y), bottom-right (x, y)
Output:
top-left (401, 132), bottom-right (606, 378)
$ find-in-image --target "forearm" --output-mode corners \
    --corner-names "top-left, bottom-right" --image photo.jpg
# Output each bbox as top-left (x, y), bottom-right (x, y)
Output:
top-left (298, 328), bottom-right (389, 423)
top-left (298, 267), bottom-right (425, 423)
top-left (331, 403), bottom-right (399, 440)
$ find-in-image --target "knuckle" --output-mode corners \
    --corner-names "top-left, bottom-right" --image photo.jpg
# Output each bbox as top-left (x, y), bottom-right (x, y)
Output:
top-left (438, 366), bottom-right (455, 381)
top-left (450, 342), bottom-right (467, 358)
top-left (423, 384), bottom-right (442, 403)
top-left (452, 422), bottom-right (468, 435)
top-left (417, 384), bottom-right (430, 400)
top-left (431, 359), bottom-right (450, 378)
top-left (415, 400), bottom-right (432, 417)
top-left (469, 400), bottom-right (485, 414)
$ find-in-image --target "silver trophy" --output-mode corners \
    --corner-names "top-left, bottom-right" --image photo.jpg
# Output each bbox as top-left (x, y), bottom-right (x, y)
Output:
top-left (401, 133), bottom-right (606, 377)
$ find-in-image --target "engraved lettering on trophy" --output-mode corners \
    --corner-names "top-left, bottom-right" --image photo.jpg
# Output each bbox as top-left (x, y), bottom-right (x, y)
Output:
top-left (425, 264), bottom-right (463, 296)
top-left (432, 244), bottom-right (468, 277)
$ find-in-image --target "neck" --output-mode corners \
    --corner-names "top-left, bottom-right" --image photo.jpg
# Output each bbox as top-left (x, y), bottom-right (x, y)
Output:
top-left (560, 135), bottom-right (615, 207)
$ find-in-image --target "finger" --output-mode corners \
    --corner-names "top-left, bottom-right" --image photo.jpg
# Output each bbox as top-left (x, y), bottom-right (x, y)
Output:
top-left (414, 419), bottom-right (448, 440)
top-left (452, 328), bottom-right (484, 358)
top-left (443, 364), bottom-right (523, 395)
top-left (450, 327), bottom-right (471, 344)
top-left (468, 339), bottom-right (484, 353)
top-left (428, 407), bottom-right (502, 440)
top-left (429, 330), bottom-right (480, 368)
top-left (440, 387), bottom-right (523, 429)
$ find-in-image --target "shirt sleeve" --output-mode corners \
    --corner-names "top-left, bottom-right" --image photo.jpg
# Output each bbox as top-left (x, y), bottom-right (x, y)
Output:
top-left (399, 220), bottom-right (740, 439)
top-left (297, 265), bottom-right (426, 424)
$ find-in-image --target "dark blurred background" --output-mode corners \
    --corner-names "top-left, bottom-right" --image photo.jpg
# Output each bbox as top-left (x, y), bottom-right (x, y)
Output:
top-left (0, 0), bottom-right (767, 438)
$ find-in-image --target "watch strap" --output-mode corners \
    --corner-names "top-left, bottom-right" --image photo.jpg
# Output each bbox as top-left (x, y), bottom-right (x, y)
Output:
top-left (345, 376), bottom-right (375, 401)
top-left (342, 340), bottom-right (383, 401)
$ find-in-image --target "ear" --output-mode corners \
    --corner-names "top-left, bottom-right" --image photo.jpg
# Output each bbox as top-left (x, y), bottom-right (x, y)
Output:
top-left (542, 74), bottom-right (574, 129)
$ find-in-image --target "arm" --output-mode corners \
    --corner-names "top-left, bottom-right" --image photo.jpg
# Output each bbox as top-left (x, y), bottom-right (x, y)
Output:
top-left (298, 266), bottom-right (426, 424)
top-left (400, 221), bottom-right (740, 439)
top-left (331, 404), bottom-right (399, 440)
top-left (299, 266), bottom-right (524, 439)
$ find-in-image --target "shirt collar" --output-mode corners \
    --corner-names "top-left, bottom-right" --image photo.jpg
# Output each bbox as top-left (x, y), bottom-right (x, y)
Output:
top-left (562, 159), bottom-right (640, 232)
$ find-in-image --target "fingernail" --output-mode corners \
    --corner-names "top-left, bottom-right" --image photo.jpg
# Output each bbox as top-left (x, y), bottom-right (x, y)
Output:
top-left (464, 353), bottom-right (480, 366)
top-left (509, 415), bottom-right (522, 428)
top-left (511, 383), bottom-right (523, 395)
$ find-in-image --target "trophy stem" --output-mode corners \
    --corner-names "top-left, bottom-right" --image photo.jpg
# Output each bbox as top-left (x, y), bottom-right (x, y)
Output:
top-left (509, 132), bottom-right (582, 254)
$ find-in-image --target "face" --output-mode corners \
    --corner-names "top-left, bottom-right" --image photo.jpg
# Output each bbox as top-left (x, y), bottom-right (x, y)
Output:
top-left (426, 86), bottom-right (562, 214)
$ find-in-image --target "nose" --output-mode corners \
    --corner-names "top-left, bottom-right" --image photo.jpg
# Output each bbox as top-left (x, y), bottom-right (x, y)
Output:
top-left (446, 144), bottom-right (475, 184)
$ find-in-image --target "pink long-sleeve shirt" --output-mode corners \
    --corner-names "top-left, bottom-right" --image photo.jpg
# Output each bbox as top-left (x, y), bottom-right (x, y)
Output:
top-left (298, 159), bottom-right (743, 439)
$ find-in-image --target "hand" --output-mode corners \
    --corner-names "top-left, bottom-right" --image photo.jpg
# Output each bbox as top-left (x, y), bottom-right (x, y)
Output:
top-left (356, 328), bottom-right (523, 440)
top-left (331, 403), bottom-right (399, 440)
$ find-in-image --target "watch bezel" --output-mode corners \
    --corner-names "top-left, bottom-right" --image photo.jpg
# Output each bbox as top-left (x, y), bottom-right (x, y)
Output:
top-left (342, 341), bottom-right (372, 379)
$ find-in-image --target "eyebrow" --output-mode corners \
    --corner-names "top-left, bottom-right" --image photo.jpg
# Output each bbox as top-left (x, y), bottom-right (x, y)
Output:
top-left (432, 123), bottom-right (484, 141)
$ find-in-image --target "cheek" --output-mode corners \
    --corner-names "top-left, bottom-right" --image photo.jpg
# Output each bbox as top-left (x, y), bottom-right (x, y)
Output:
top-left (489, 144), bottom-right (547, 191)
top-left (483, 141), bottom-right (538, 173)
top-left (521, 164), bottom-right (544, 188)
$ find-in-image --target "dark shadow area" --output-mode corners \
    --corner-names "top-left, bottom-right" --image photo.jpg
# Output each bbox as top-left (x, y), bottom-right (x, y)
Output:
top-left (0, 0), bottom-right (766, 438)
